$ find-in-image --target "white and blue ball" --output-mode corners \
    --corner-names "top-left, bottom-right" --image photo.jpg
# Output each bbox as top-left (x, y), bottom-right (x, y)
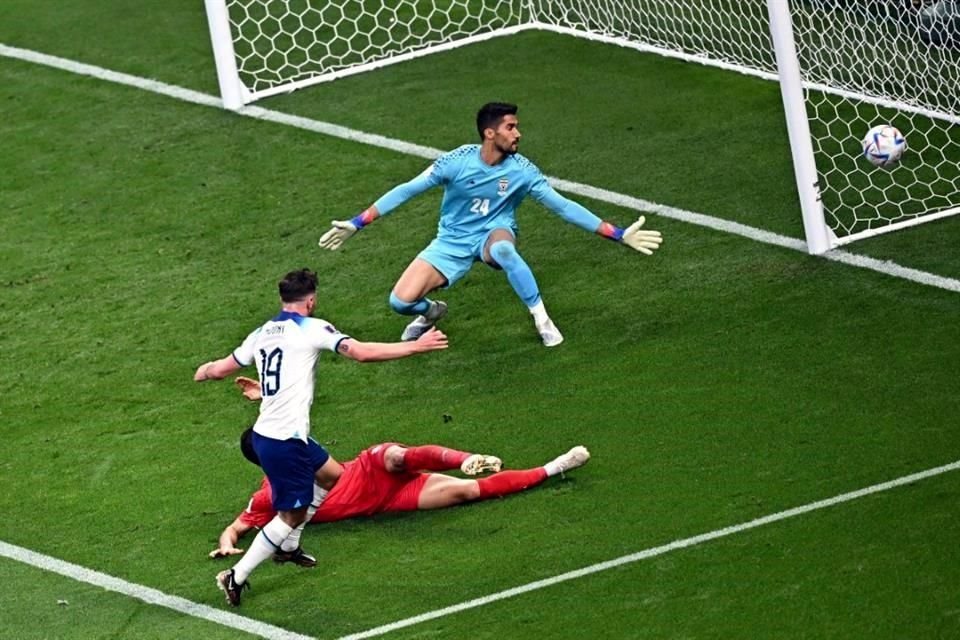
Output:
top-left (862, 124), bottom-right (906, 168)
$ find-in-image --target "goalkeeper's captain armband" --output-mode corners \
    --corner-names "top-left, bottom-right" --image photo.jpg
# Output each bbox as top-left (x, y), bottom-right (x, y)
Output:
top-left (350, 209), bottom-right (379, 230)
top-left (596, 221), bottom-right (625, 242)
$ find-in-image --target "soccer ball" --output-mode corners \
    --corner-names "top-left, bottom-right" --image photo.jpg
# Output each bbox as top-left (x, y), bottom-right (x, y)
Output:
top-left (862, 124), bottom-right (906, 168)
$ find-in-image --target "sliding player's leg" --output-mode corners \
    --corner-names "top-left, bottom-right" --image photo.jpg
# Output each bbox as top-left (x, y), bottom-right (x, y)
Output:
top-left (415, 475), bottom-right (480, 509)
top-left (482, 229), bottom-right (563, 347)
top-left (413, 470), bottom-right (544, 509)
top-left (385, 443), bottom-right (466, 471)
top-left (474, 445), bottom-right (591, 499)
top-left (383, 443), bottom-right (502, 475)
top-left (414, 446), bottom-right (591, 509)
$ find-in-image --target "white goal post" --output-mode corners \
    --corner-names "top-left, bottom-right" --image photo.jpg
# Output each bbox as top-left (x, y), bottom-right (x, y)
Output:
top-left (205, 0), bottom-right (960, 254)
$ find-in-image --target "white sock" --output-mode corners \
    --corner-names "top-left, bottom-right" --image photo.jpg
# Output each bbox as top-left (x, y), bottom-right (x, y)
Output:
top-left (528, 299), bottom-right (549, 325)
top-left (280, 485), bottom-right (329, 552)
top-left (280, 520), bottom-right (310, 554)
top-left (233, 516), bottom-right (293, 584)
top-left (543, 462), bottom-right (562, 477)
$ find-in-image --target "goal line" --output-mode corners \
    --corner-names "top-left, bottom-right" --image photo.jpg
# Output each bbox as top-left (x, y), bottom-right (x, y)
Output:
top-left (1, 42), bottom-right (958, 296)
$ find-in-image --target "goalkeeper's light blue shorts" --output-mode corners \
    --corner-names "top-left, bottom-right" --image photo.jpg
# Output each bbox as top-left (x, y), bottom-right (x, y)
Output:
top-left (418, 228), bottom-right (515, 287)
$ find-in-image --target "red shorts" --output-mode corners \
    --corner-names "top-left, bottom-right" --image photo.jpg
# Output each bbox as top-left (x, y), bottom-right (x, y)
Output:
top-left (316, 443), bottom-right (429, 522)
top-left (237, 443), bottom-right (431, 527)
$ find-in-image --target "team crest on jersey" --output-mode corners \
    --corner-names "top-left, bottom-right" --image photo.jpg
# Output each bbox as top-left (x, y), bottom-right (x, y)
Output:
top-left (497, 178), bottom-right (509, 196)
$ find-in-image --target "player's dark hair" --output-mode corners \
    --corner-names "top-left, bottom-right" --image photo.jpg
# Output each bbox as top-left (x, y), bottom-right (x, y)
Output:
top-left (278, 268), bottom-right (317, 303)
top-left (240, 427), bottom-right (261, 466)
top-left (476, 102), bottom-right (518, 140)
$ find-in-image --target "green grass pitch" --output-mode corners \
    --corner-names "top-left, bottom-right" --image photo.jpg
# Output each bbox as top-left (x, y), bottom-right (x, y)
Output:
top-left (1, 2), bottom-right (960, 638)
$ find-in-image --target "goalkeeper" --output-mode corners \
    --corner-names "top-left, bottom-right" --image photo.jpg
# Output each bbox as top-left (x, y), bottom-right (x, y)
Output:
top-left (319, 102), bottom-right (663, 347)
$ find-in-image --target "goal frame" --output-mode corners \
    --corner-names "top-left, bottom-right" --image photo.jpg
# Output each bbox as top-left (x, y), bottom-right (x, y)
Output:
top-left (205, 0), bottom-right (960, 255)
top-left (204, 0), bottom-right (540, 110)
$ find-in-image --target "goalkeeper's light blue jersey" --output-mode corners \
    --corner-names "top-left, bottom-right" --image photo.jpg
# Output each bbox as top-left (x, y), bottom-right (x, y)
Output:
top-left (373, 144), bottom-right (603, 240)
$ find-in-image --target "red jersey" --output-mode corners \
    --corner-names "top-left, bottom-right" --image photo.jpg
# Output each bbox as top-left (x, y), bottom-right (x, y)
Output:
top-left (238, 443), bottom-right (430, 528)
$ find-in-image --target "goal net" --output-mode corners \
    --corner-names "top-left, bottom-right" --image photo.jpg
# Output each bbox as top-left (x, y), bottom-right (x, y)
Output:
top-left (205, 0), bottom-right (960, 253)
top-left (204, 0), bottom-right (532, 105)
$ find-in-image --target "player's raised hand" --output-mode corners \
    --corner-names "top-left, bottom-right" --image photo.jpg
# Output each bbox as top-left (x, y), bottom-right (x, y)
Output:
top-left (235, 376), bottom-right (262, 402)
top-left (209, 545), bottom-right (245, 559)
top-left (621, 216), bottom-right (663, 255)
top-left (414, 327), bottom-right (449, 352)
top-left (318, 220), bottom-right (358, 250)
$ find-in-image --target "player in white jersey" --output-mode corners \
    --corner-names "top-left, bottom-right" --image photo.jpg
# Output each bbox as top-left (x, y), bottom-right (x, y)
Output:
top-left (193, 268), bottom-right (447, 606)
top-left (318, 102), bottom-right (664, 347)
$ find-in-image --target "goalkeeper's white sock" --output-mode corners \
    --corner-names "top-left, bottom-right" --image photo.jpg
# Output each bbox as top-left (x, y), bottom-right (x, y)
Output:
top-left (280, 485), bottom-right (328, 552)
top-left (528, 299), bottom-right (550, 325)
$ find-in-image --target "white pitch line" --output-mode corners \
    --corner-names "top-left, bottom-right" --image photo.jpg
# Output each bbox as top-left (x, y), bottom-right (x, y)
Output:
top-left (1, 41), bottom-right (959, 636)
top-left (338, 458), bottom-right (960, 639)
top-left (1, 42), bottom-right (959, 295)
top-left (2, 458), bottom-right (958, 640)
top-left (0, 540), bottom-right (312, 640)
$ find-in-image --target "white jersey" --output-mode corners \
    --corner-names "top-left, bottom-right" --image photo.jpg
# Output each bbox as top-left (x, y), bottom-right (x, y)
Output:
top-left (232, 310), bottom-right (348, 442)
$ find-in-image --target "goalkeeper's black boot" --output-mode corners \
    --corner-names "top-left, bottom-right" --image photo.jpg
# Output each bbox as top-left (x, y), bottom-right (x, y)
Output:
top-left (273, 547), bottom-right (318, 568)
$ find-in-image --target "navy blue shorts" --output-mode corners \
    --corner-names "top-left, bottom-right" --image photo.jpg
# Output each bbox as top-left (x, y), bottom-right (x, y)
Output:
top-left (251, 431), bottom-right (330, 511)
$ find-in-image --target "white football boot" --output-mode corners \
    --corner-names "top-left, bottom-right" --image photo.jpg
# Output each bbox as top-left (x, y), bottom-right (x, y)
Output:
top-left (549, 446), bottom-right (590, 475)
top-left (460, 454), bottom-right (503, 476)
top-left (535, 317), bottom-right (564, 347)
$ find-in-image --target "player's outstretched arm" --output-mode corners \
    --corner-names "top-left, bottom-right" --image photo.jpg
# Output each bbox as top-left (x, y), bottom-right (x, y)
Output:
top-left (318, 207), bottom-right (379, 251)
top-left (209, 517), bottom-right (253, 558)
top-left (617, 216), bottom-right (663, 255)
top-left (533, 182), bottom-right (663, 255)
top-left (318, 219), bottom-right (359, 250)
top-left (336, 327), bottom-right (448, 362)
top-left (319, 163), bottom-right (445, 250)
top-left (194, 355), bottom-right (243, 382)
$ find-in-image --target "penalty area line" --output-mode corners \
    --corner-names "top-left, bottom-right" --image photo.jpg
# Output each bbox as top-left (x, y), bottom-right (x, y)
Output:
top-left (2, 459), bottom-right (957, 640)
top-left (0, 540), bottom-right (312, 640)
top-left (337, 458), bottom-right (960, 640)
top-left (1, 42), bottom-right (959, 295)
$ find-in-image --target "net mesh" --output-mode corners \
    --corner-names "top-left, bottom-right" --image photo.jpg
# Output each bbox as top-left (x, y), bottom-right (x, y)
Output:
top-left (218, 0), bottom-right (960, 243)
top-left (227, 0), bottom-right (526, 94)
top-left (792, 2), bottom-right (960, 238)
top-left (532, 0), bottom-right (777, 73)
top-left (534, 0), bottom-right (960, 241)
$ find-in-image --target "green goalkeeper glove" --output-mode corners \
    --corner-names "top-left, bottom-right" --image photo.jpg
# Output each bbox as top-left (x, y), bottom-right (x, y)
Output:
top-left (318, 220), bottom-right (358, 251)
top-left (621, 216), bottom-right (663, 255)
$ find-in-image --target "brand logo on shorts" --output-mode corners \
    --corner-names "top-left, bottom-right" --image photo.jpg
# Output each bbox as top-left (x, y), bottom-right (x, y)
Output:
top-left (497, 178), bottom-right (509, 196)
